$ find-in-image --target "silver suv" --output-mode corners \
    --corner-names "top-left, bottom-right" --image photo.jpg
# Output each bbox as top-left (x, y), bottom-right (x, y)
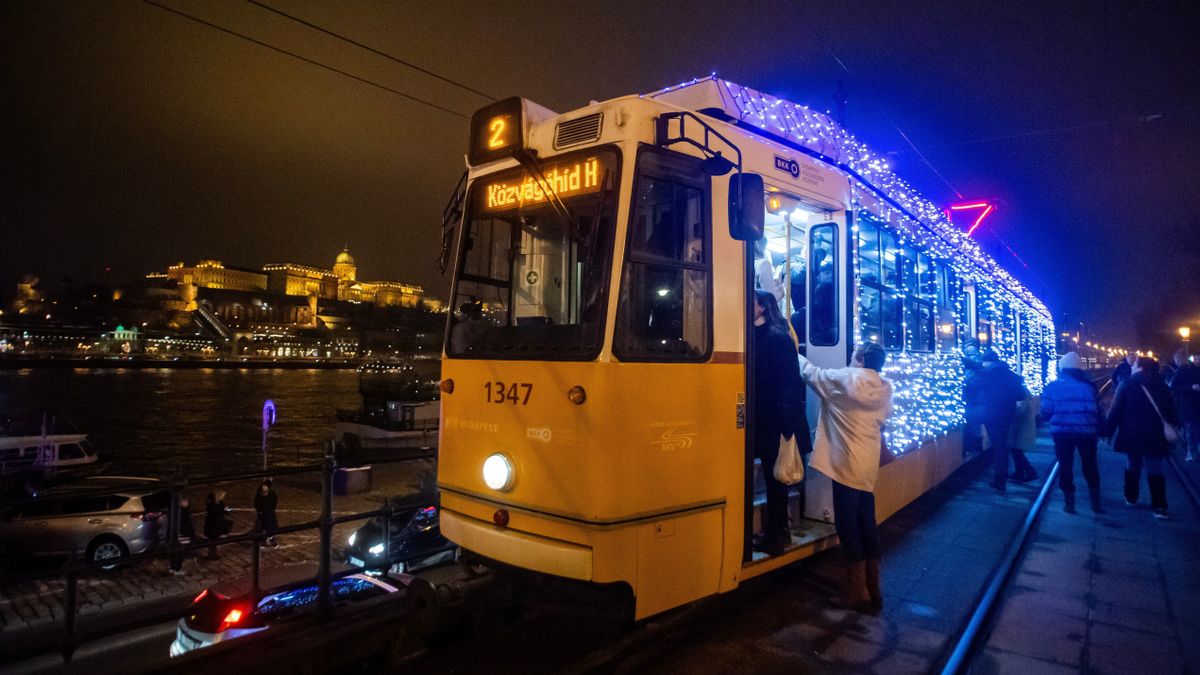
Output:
top-left (0, 476), bottom-right (168, 568)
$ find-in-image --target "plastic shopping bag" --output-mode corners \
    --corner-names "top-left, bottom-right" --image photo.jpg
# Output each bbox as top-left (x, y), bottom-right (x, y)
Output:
top-left (773, 433), bottom-right (805, 485)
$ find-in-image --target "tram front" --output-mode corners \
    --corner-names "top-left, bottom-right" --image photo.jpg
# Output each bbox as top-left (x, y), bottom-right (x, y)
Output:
top-left (437, 96), bottom-right (758, 619)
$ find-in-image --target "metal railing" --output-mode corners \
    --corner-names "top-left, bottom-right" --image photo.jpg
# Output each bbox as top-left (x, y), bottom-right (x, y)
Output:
top-left (0, 444), bottom-right (431, 662)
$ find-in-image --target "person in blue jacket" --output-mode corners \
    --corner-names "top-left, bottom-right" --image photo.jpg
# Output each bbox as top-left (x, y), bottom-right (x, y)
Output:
top-left (1040, 352), bottom-right (1104, 513)
top-left (964, 348), bottom-right (1030, 493)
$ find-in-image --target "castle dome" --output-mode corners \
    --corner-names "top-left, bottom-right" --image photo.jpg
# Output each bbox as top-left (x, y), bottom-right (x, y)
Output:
top-left (335, 248), bottom-right (355, 265)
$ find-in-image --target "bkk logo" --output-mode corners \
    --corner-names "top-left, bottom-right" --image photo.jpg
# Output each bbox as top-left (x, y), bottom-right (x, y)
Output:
top-left (774, 155), bottom-right (800, 178)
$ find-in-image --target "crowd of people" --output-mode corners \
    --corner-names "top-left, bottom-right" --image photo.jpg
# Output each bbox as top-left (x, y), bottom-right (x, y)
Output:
top-left (752, 285), bottom-right (1199, 614)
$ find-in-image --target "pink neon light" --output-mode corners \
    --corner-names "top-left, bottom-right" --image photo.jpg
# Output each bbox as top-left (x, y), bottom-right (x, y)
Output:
top-left (948, 201), bottom-right (995, 237)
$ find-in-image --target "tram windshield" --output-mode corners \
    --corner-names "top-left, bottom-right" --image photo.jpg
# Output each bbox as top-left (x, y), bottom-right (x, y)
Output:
top-left (447, 148), bottom-right (619, 360)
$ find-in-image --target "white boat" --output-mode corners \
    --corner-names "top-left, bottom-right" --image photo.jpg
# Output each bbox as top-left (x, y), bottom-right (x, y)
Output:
top-left (334, 361), bottom-right (440, 454)
top-left (0, 433), bottom-right (103, 478)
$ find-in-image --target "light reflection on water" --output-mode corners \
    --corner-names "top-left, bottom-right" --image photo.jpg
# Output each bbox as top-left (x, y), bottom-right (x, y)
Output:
top-left (0, 368), bottom-right (360, 477)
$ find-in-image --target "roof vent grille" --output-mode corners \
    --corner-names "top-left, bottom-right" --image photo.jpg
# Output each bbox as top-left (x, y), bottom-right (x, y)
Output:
top-left (554, 113), bottom-right (603, 149)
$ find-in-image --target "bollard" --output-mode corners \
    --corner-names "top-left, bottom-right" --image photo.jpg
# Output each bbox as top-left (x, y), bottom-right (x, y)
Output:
top-left (317, 445), bottom-right (334, 620)
top-left (382, 498), bottom-right (393, 574)
top-left (167, 469), bottom-right (182, 574)
top-left (251, 532), bottom-right (262, 600)
top-left (61, 559), bottom-right (78, 662)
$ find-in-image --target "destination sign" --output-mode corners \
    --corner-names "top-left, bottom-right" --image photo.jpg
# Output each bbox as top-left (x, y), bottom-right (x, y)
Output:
top-left (482, 156), bottom-right (604, 212)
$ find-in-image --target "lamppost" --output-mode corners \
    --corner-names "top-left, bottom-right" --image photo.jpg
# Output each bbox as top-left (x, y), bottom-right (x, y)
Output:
top-left (1180, 326), bottom-right (1191, 354)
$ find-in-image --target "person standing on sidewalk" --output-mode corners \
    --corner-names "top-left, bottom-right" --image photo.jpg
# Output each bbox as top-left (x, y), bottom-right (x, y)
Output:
top-left (254, 479), bottom-right (279, 547)
top-left (1168, 350), bottom-right (1200, 462)
top-left (965, 348), bottom-right (1031, 492)
top-left (1111, 352), bottom-right (1136, 391)
top-left (799, 342), bottom-right (892, 614)
top-left (1040, 352), bottom-right (1105, 514)
top-left (961, 339), bottom-right (985, 458)
top-left (203, 490), bottom-right (232, 559)
top-left (1106, 357), bottom-right (1180, 520)
top-left (168, 496), bottom-right (196, 575)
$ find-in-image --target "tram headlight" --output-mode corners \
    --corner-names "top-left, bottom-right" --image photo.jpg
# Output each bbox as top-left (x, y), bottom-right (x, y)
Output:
top-left (482, 453), bottom-right (515, 492)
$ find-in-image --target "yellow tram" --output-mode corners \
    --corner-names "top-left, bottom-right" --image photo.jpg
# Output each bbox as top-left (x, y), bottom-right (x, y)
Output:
top-left (436, 77), bottom-right (1055, 619)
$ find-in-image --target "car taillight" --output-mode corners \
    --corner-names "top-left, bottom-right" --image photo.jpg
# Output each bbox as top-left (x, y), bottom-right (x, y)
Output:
top-left (218, 607), bottom-right (246, 631)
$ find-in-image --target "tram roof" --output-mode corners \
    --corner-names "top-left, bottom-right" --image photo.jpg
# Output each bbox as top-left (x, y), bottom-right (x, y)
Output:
top-left (646, 77), bottom-right (1050, 320)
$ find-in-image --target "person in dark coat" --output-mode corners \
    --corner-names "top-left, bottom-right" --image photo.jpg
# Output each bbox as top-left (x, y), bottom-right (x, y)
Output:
top-left (254, 479), bottom-right (279, 547)
top-left (964, 348), bottom-right (1029, 492)
top-left (1040, 352), bottom-right (1104, 514)
top-left (169, 496), bottom-right (196, 575)
top-left (752, 289), bottom-right (810, 556)
top-left (1106, 357), bottom-right (1179, 519)
top-left (961, 339), bottom-right (985, 457)
top-left (1111, 353), bottom-right (1136, 392)
top-left (203, 490), bottom-right (231, 560)
top-left (1168, 350), bottom-right (1200, 462)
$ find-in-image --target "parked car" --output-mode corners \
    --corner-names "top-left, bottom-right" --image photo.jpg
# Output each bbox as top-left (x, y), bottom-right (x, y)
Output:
top-left (0, 476), bottom-right (168, 569)
top-left (343, 499), bottom-right (457, 574)
top-left (170, 564), bottom-right (406, 656)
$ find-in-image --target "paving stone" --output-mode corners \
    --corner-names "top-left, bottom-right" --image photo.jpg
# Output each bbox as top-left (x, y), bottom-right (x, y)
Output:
top-left (1086, 624), bottom-right (1185, 675)
top-left (1091, 557), bottom-right (1161, 583)
top-left (866, 647), bottom-right (932, 675)
top-left (986, 597), bottom-right (1086, 665)
top-left (1004, 586), bottom-right (1090, 620)
top-left (1089, 599), bottom-right (1173, 635)
top-left (974, 647), bottom-right (1082, 675)
top-left (1089, 576), bottom-right (1167, 614)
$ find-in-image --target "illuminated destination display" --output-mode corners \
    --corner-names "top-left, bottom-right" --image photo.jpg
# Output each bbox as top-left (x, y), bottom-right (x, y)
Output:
top-left (483, 156), bottom-right (603, 212)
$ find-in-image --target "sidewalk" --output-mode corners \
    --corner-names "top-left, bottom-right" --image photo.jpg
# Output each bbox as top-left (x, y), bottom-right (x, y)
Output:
top-left (979, 443), bottom-right (1200, 674)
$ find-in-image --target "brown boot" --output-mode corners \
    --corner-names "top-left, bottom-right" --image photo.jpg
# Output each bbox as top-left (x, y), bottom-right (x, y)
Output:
top-left (830, 560), bottom-right (870, 611)
top-left (865, 558), bottom-right (883, 613)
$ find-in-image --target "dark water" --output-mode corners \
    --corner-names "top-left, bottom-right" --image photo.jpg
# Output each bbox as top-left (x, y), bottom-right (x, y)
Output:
top-left (0, 368), bottom-right (360, 477)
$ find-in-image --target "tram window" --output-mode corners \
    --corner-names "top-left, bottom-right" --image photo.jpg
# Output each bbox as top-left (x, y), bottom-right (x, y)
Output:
top-left (905, 299), bottom-right (934, 352)
top-left (859, 286), bottom-right (882, 344)
top-left (447, 147), bottom-right (620, 360)
top-left (899, 245), bottom-right (917, 290)
top-left (882, 290), bottom-right (903, 350)
top-left (916, 253), bottom-right (937, 300)
top-left (614, 149), bottom-right (710, 361)
top-left (856, 221), bottom-right (880, 284)
top-left (880, 230), bottom-right (901, 288)
top-left (936, 265), bottom-right (958, 351)
top-left (809, 224), bottom-right (838, 346)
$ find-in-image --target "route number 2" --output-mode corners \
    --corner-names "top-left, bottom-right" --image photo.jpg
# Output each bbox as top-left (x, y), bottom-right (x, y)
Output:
top-left (488, 117), bottom-right (507, 149)
top-left (484, 381), bottom-right (532, 405)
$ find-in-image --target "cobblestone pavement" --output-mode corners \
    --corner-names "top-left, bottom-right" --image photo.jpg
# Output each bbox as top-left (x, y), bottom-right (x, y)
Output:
top-left (0, 459), bottom-right (434, 634)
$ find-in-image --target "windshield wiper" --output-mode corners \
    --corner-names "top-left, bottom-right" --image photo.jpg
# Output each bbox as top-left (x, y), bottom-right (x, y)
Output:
top-left (513, 149), bottom-right (575, 229)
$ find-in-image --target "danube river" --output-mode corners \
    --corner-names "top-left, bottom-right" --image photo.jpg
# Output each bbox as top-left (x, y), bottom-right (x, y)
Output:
top-left (0, 368), bottom-right (361, 477)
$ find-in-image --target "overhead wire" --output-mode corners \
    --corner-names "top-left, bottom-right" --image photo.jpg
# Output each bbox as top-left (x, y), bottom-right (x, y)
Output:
top-left (139, 0), bottom-right (470, 120)
top-left (783, 1), bottom-right (1057, 292)
top-left (243, 0), bottom-right (495, 101)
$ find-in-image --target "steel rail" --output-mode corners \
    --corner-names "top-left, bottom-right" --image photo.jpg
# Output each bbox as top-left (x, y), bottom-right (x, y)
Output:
top-left (938, 460), bottom-right (1061, 674)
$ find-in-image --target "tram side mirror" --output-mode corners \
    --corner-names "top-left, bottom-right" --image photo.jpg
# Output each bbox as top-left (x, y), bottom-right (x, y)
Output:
top-left (728, 172), bottom-right (765, 241)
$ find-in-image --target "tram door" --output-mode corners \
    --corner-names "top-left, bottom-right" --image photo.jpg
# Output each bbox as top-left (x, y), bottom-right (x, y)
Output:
top-left (749, 193), bottom-right (833, 543)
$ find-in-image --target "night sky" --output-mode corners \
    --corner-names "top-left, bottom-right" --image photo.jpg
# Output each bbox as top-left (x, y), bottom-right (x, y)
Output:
top-left (3, 1), bottom-right (1198, 347)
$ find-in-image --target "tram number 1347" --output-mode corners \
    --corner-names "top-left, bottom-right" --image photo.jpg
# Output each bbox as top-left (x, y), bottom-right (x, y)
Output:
top-left (484, 381), bottom-right (533, 405)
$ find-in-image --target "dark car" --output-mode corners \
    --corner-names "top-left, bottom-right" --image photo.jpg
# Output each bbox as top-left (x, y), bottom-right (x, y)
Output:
top-left (343, 499), bottom-right (457, 574)
top-left (170, 564), bottom-right (407, 656)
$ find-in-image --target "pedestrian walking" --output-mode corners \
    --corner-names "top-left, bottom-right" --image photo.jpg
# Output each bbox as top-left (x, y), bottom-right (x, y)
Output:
top-left (798, 341), bottom-right (892, 613)
top-left (961, 339), bottom-right (985, 457)
top-left (254, 479), bottom-right (279, 547)
top-left (169, 496), bottom-right (196, 574)
top-left (964, 348), bottom-right (1029, 493)
top-left (750, 290), bottom-right (809, 556)
top-left (1040, 352), bottom-right (1104, 514)
top-left (1111, 352), bottom-right (1136, 391)
top-left (1106, 357), bottom-right (1180, 519)
top-left (1168, 350), bottom-right (1200, 462)
top-left (1008, 390), bottom-right (1040, 484)
top-left (203, 490), bottom-right (231, 559)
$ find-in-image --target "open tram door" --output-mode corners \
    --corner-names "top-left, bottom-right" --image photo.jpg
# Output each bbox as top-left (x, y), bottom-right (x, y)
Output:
top-left (740, 182), bottom-right (846, 565)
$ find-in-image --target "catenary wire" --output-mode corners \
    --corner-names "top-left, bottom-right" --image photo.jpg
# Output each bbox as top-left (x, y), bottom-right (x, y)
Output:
top-left (140, 0), bottom-right (469, 120)
top-left (243, 0), bottom-right (495, 101)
